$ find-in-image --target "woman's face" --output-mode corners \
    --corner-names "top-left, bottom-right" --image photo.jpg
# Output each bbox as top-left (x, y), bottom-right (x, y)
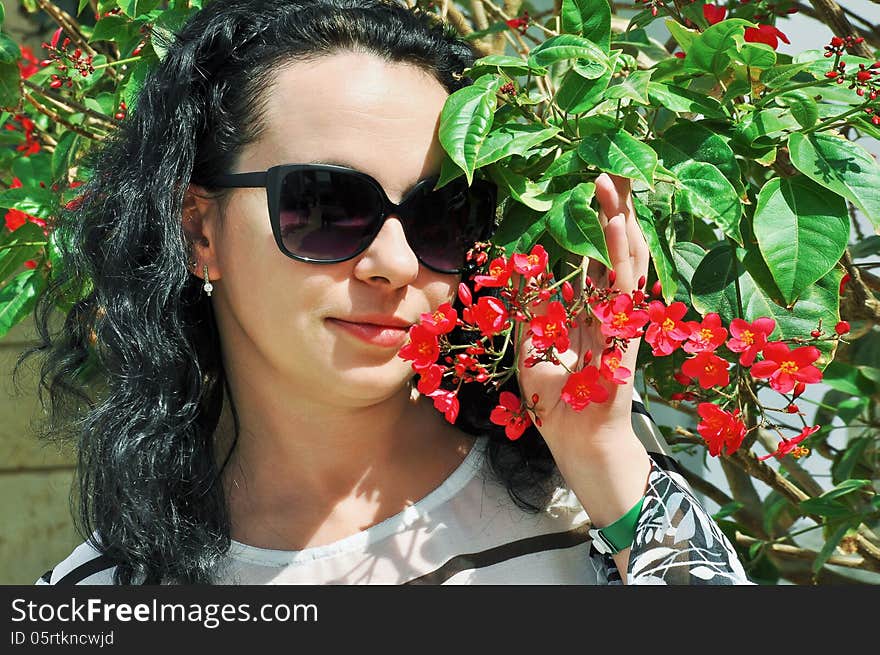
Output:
top-left (203, 51), bottom-right (459, 406)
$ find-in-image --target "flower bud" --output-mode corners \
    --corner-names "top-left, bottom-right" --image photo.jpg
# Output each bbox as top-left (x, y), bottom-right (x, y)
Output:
top-left (607, 269), bottom-right (616, 286)
top-left (785, 404), bottom-right (799, 414)
top-left (457, 282), bottom-right (472, 307)
top-left (810, 329), bottom-right (821, 338)
top-left (637, 275), bottom-right (646, 289)
top-left (793, 382), bottom-right (806, 398)
top-left (834, 320), bottom-right (850, 335)
top-left (561, 281), bottom-right (574, 303)
top-left (531, 393), bottom-right (540, 404)
top-left (651, 279), bottom-right (662, 297)
top-left (583, 349), bottom-right (593, 366)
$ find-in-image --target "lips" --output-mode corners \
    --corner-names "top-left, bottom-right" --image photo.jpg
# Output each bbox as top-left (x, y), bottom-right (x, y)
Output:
top-left (326, 317), bottom-right (412, 348)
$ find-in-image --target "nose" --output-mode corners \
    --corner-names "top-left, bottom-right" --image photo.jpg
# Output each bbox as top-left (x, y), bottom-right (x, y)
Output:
top-left (351, 214), bottom-right (420, 287)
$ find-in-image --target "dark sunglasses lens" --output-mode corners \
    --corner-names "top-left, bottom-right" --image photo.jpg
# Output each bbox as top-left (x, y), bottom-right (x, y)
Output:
top-left (407, 178), bottom-right (495, 272)
top-left (277, 169), bottom-right (381, 260)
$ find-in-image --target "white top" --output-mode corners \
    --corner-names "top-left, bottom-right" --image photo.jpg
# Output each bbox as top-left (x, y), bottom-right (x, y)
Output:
top-left (36, 394), bottom-right (753, 585)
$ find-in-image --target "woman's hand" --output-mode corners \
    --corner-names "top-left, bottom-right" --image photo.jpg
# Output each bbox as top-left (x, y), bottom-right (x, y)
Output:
top-left (514, 172), bottom-right (651, 459)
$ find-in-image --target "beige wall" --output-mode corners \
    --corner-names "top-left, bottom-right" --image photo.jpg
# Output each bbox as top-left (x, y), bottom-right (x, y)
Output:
top-left (0, 320), bottom-right (81, 585)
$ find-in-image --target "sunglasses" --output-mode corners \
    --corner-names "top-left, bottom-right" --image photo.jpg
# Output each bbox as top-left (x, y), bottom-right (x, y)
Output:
top-left (210, 163), bottom-right (498, 274)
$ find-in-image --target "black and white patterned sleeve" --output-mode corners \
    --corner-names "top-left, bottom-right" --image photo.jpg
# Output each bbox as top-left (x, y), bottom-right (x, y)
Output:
top-left (588, 454), bottom-right (754, 585)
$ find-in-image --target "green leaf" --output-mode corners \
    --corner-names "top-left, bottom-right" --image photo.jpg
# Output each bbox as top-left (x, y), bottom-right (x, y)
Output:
top-left (0, 269), bottom-right (42, 339)
top-left (476, 123), bottom-right (561, 169)
top-left (752, 176), bottom-right (849, 305)
top-left (646, 82), bottom-right (726, 119)
top-left (672, 161), bottom-right (742, 244)
top-left (776, 90), bottom-right (818, 129)
top-left (713, 501), bottom-right (745, 521)
top-left (554, 61), bottom-right (614, 114)
top-left (733, 107), bottom-right (800, 147)
top-left (798, 497), bottom-right (852, 520)
top-left (733, 40), bottom-right (777, 69)
top-left (438, 74), bottom-right (502, 185)
top-left (633, 196), bottom-right (678, 302)
top-left (0, 222), bottom-right (46, 286)
top-left (605, 69), bottom-right (653, 105)
top-left (0, 186), bottom-right (56, 221)
top-left (812, 523), bottom-right (851, 573)
top-left (465, 55), bottom-right (547, 78)
top-left (664, 19), bottom-right (698, 53)
top-left (539, 149), bottom-right (587, 181)
top-left (738, 254), bottom-right (842, 363)
top-left (788, 132), bottom-right (880, 233)
top-left (653, 122), bottom-right (743, 194)
top-left (545, 182), bottom-right (611, 266)
top-left (690, 241), bottom-right (741, 323)
top-left (759, 62), bottom-right (811, 88)
top-left (820, 360), bottom-right (876, 397)
top-left (51, 131), bottom-right (80, 183)
top-left (832, 437), bottom-right (872, 486)
top-left (685, 19), bottom-right (750, 76)
top-left (0, 32), bottom-right (19, 64)
top-left (576, 128), bottom-right (657, 190)
top-left (491, 201), bottom-right (545, 254)
top-left (561, 0), bottom-right (611, 52)
top-left (0, 61), bottom-right (19, 108)
top-left (528, 34), bottom-right (610, 71)
top-left (488, 164), bottom-right (555, 212)
top-left (89, 15), bottom-right (132, 43)
top-left (820, 479), bottom-right (872, 502)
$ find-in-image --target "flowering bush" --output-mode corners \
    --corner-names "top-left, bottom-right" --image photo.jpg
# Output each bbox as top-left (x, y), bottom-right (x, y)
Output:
top-left (1, 0), bottom-right (879, 584)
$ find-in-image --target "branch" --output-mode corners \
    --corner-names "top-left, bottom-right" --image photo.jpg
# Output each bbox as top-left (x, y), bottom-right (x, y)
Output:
top-left (807, 0), bottom-right (874, 59)
top-left (736, 532), bottom-right (879, 573)
top-left (22, 79), bottom-right (118, 131)
top-left (677, 465), bottom-right (767, 537)
top-left (841, 250), bottom-right (880, 324)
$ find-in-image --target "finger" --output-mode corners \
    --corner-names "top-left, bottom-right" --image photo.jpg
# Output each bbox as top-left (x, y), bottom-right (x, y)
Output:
top-left (606, 212), bottom-right (635, 292)
top-left (594, 172), bottom-right (625, 220)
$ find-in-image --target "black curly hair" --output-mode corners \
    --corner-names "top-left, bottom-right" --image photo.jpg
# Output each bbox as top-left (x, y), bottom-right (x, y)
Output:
top-left (16, 0), bottom-right (557, 584)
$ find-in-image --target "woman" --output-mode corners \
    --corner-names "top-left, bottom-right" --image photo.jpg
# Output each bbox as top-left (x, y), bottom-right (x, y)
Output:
top-left (27, 0), bottom-right (750, 585)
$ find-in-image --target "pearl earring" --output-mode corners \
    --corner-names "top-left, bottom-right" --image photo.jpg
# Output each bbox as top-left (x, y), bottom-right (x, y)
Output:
top-left (203, 264), bottom-right (213, 297)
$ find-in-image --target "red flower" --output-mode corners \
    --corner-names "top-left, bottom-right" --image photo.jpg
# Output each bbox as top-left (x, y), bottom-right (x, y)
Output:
top-left (681, 350), bottom-right (731, 389)
top-left (489, 391), bottom-right (533, 441)
top-left (682, 312), bottom-right (728, 353)
top-left (428, 388), bottom-right (460, 424)
top-left (470, 296), bottom-right (510, 337)
top-left (398, 324), bottom-right (440, 370)
top-left (4, 178), bottom-right (48, 234)
top-left (473, 256), bottom-right (510, 291)
top-left (696, 403), bottom-right (747, 457)
top-left (644, 300), bottom-right (691, 356)
top-left (529, 301), bottom-right (570, 353)
top-left (758, 425), bottom-right (820, 461)
top-left (19, 45), bottom-right (39, 79)
top-left (561, 366), bottom-right (609, 411)
top-left (727, 317), bottom-right (775, 367)
top-left (416, 363), bottom-right (444, 395)
top-left (703, 4), bottom-right (727, 25)
top-left (419, 302), bottom-right (457, 336)
top-left (600, 346), bottom-right (631, 385)
top-left (744, 24), bottom-right (790, 50)
top-left (511, 244), bottom-right (549, 279)
top-left (749, 342), bottom-right (822, 393)
top-left (592, 293), bottom-right (650, 340)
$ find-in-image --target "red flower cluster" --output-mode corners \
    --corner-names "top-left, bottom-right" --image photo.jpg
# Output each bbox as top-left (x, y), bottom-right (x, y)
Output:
top-left (39, 27), bottom-right (95, 90)
top-left (823, 36), bottom-right (879, 124)
top-left (4, 178), bottom-right (48, 234)
top-left (397, 244), bottom-right (842, 461)
top-left (4, 114), bottom-right (41, 156)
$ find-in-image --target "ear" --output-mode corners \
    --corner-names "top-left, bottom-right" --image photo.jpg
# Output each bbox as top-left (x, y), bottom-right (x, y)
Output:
top-left (182, 183), bottom-right (223, 282)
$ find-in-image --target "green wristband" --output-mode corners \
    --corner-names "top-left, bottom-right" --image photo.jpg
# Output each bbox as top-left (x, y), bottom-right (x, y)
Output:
top-left (588, 495), bottom-right (645, 555)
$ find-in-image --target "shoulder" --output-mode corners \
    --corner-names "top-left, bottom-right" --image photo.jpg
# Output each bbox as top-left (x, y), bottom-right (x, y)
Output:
top-left (35, 532), bottom-right (119, 585)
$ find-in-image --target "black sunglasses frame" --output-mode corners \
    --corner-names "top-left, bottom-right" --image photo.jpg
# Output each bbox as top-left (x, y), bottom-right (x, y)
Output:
top-left (210, 163), bottom-right (498, 274)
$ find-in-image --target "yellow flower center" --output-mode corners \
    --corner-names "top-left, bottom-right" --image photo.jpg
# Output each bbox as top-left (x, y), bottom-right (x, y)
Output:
top-left (613, 312), bottom-right (629, 328)
top-left (779, 360), bottom-right (799, 374)
top-left (700, 328), bottom-right (713, 341)
top-left (662, 317), bottom-right (675, 331)
top-left (740, 329), bottom-right (754, 346)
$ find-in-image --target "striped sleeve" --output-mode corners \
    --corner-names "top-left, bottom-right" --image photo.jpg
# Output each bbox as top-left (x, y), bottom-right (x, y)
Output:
top-left (34, 532), bottom-right (118, 585)
top-left (588, 393), bottom-right (753, 585)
